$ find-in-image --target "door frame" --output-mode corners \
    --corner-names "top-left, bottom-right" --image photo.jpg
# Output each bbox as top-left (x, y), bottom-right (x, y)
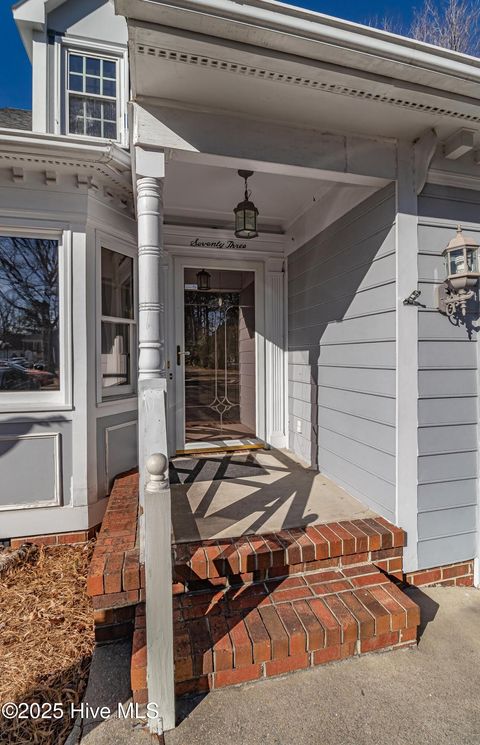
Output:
top-left (172, 255), bottom-right (266, 453)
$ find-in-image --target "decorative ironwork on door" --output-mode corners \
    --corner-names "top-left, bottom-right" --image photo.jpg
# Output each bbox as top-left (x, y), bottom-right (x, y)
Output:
top-left (183, 271), bottom-right (255, 443)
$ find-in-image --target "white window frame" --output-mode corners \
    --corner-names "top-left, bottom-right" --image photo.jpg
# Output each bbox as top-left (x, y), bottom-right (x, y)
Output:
top-left (55, 36), bottom-right (128, 146)
top-left (0, 226), bottom-right (72, 412)
top-left (96, 232), bottom-right (137, 402)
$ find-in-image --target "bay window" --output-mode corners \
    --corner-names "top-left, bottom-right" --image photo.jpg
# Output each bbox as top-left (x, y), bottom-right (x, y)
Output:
top-left (0, 236), bottom-right (60, 393)
top-left (101, 247), bottom-right (135, 396)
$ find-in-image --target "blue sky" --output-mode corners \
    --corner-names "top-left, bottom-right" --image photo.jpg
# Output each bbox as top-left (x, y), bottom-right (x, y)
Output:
top-left (0, 0), bottom-right (415, 110)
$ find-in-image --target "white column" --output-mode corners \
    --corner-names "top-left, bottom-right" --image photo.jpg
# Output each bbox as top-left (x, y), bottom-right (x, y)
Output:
top-left (266, 258), bottom-right (287, 448)
top-left (137, 176), bottom-right (164, 379)
top-left (396, 141), bottom-right (419, 572)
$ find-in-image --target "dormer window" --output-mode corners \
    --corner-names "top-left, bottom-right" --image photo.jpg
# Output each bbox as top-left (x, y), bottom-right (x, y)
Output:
top-left (67, 52), bottom-right (118, 139)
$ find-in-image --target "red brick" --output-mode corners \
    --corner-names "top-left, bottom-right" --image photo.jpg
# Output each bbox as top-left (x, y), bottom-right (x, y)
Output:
top-left (406, 568), bottom-right (442, 586)
top-left (313, 525), bottom-right (343, 557)
top-left (244, 608), bottom-right (271, 663)
top-left (175, 676), bottom-right (210, 697)
top-left (400, 626), bottom-right (418, 643)
top-left (265, 653), bottom-right (309, 677)
top-left (329, 523), bottom-right (357, 556)
top-left (368, 585), bottom-right (406, 631)
top-left (259, 605), bottom-right (289, 659)
top-left (323, 595), bottom-right (358, 643)
top-left (353, 588), bottom-right (391, 636)
top-left (209, 615), bottom-right (234, 672)
top-left (308, 597), bottom-right (341, 647)
top-left (227, 614), bottom-right (253, 668)
top-left (292, 600), bottom-right (325, 651)
top-left (189, 617), bottom-right (214, 675)
top-left (276, 603), bottom-right (307, 656)
top-left (361, 630), bottom-right (399, 653)
top-left (212, 664), bottom-right (262, 688)
top-left (340, 552), bottom-right (369, 566)
top-left (130, 666), bottom-right (147, 691)
top-left (455, 576), bottom-right (474, 587)
top-left (383, 583), bottom-right (421, 628)
top-left (312, 645), bottom-right (341, 665)
top-left (340, 592), bottom-right (375, 639)
top-left (442, 563), bottom-right (472, 580)
top-left (350, 520), bottom-right (382, 551)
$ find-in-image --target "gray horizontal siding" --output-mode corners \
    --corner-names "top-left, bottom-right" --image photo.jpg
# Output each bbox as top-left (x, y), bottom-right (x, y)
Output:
top-left (417, 184), bottom-right (479, 569)
top-left (288, 184), bottom-right (396, 520)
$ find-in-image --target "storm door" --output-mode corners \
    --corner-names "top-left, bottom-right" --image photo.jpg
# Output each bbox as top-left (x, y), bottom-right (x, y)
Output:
top-left (181, 268), bottom-right (256, 445)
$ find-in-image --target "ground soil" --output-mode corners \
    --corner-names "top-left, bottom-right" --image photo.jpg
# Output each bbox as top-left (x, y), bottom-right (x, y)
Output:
top-left (0, 542), bottom-right (95, 745)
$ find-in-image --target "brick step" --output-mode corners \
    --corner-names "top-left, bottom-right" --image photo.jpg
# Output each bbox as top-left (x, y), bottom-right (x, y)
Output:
top-left (172, 517), bottom-right (405, 591)
top-left (170, 562), bottom-right (420, 696)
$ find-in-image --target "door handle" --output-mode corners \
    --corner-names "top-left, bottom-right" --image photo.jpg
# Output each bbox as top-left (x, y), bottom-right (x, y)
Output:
top-left (177, 346), bottom-right (190, 365)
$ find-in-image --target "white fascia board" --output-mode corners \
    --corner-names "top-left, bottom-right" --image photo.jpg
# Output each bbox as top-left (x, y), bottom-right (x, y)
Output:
top-left (12, 0), bottom-right (68, 58)
top-left (116, 0), bottom-right (480, 98)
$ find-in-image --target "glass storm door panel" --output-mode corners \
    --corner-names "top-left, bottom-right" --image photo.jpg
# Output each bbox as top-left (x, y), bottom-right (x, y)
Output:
top-left (183, 270), bottom-right (256, 443)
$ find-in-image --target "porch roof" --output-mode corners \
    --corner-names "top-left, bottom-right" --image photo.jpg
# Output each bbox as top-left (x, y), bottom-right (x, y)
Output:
top-left (116, 0), bottom-right (480, 142)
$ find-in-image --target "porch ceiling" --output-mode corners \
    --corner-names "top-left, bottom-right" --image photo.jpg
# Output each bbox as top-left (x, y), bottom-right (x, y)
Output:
top-left (163, 159), bottom-right (375, 234)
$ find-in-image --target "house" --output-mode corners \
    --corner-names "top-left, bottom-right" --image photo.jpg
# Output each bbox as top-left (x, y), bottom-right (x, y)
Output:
top-left (3, 0), bottom-right (480, 731)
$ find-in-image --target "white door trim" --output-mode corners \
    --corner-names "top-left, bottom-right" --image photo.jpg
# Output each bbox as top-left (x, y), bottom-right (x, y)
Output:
top-left (172, 255), bottom-right (266, 452)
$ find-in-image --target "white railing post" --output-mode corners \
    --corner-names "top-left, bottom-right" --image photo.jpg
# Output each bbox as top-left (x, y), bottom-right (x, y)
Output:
top-left (144, 452), bottom-right (175, 733)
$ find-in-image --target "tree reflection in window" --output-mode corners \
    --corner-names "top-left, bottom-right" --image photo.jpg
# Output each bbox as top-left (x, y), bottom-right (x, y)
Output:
top-left (0, 236), bottom-right (59, 391)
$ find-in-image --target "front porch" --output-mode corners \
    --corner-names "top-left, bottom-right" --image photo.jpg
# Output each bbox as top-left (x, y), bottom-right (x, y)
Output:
top-left (170, 448), bottom-right (374, 543)
top-left (87, 454), bottom-right (419, 719)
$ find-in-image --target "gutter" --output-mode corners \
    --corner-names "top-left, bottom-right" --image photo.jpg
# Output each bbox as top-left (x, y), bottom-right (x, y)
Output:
top-left (116, 0), bottom-right (480, 90)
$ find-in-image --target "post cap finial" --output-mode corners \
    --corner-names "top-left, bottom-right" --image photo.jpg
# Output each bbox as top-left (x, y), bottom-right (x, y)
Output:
top-left (146, 453), bottom-right (168, 479)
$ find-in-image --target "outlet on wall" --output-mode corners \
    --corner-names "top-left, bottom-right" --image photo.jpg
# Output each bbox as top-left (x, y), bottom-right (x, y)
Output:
top-left (296, 419), bottom-right (302, 434)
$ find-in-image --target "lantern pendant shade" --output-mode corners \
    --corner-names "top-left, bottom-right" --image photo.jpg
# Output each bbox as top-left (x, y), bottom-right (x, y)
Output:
top-left (196, 268), bottom-right (211, 291)
top-left (234, 170), bottom-right (259, 239)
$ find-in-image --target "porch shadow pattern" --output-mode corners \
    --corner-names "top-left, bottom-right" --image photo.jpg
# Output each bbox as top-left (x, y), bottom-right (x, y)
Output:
top-left (170, 448), bottom-right (375, 544)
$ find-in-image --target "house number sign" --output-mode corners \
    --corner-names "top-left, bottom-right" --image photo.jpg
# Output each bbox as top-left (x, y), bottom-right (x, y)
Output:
top-left (190, 238), bottom-right (247, 250)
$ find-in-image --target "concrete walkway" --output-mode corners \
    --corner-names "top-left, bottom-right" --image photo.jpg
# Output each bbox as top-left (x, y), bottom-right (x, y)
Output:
top-left (166, 587), bottom-right (480, 745)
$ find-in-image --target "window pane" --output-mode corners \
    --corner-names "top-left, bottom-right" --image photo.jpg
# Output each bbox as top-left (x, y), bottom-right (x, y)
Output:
top-left (86, 57), bottom-right (101, 76)
top-left (85, 98), bottom-right (102, 119)
top-left (103, 60), bottom-right (116, 79)
top-left (101, 322), bottom-right (130, 388)
top-left (102, 248), bottom-right (133, 319)
top-left (86, 118), bottom-right (102, 137)
top-left (69, 54), bottom-right (83, 73)
top-left (103, 121), bottom-right (117, 139)
top-left (69, 73), bottom-right (83, 92)
top-left (0, 237), bottom-right (60, 391)
top-left (102, 78), bottom-right (116, 97)
top-left (103, 100), bottom-right (116, 121)
top-left (86, 76), bottom-right (101, 95)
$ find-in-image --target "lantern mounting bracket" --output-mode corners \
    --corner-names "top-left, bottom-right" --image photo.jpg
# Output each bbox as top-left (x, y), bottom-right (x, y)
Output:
top-left (437, 281), bottom-right (476, 317)
top-left (403, 289), bottom-right (425, 307)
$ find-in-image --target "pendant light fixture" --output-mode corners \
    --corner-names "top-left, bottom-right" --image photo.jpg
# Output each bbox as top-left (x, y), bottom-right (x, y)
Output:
top-left (234, 170), bottom-right (259, 239)
top-left (196, 268), bottom-right (211, 291)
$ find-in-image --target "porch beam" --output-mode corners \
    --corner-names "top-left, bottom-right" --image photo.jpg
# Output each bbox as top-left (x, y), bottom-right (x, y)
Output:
top-left (133, 103), bottom-right (396, 186)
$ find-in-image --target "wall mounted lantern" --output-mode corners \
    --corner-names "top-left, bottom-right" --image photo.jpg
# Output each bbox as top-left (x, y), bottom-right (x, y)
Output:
top-left (234, 170), bottom-right (259, 239)
top-left (196, 268), bottom-right (211, 291)
top-left (437, 226), bottom-right (480, 317)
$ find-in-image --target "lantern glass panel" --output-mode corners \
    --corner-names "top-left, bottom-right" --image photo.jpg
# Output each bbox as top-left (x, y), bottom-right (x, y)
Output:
top-left (448, 248), bottom-right (465, 275)
top-left (245, 209), bottom-right (256, 231)
top-left (466, 247), bottom-right (478, 272)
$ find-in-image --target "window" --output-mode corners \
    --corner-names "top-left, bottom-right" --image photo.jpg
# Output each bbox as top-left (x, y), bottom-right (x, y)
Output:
top-left (67, 52), bottom-right (117, 139)
top-left (0, 236), bottom-right (60, 392)
top-left (101, 247), bottom-right (135, 395)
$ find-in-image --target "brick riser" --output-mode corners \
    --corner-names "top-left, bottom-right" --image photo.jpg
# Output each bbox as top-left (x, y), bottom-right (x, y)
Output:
top-left (170, 562), bottom-right (419, 697)
top-left (172, 517), bottom-right (405, 592)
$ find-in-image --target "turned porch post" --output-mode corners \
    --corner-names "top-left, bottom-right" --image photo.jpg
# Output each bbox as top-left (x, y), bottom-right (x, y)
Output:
top-left (137, 173), bottom-right (164, 379)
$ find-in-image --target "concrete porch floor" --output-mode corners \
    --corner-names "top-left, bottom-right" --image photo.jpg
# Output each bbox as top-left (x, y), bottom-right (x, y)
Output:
top-left (170, 448), bottom-right (375, 543)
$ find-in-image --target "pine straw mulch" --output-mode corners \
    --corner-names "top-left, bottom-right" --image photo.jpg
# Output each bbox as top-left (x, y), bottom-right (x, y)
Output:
top-left (0, 541), bottom-right (96, 745)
